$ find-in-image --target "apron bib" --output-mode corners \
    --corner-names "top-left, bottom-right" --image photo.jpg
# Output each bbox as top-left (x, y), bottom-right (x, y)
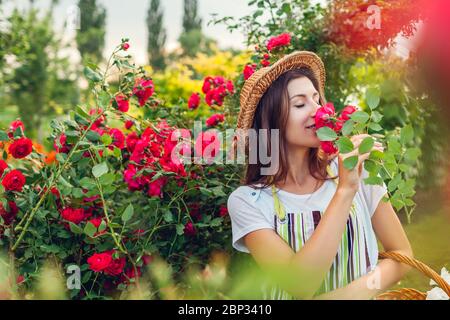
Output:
top-left (264, 164), bottom-right (372, 299)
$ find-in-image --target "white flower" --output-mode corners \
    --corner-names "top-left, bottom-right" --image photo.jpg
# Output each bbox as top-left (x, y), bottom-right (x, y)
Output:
top-left (429, 267), bottom-right (450, 286)
top-left (426, 287), bottom-right (449, 300)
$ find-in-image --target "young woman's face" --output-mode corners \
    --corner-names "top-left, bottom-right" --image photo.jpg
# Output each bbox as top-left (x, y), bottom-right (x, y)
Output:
top-left (284, 76), bottom-right (322, 148)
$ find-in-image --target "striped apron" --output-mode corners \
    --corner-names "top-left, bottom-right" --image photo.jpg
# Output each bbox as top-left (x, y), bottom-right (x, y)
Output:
top-left (263, 164), bottom-right (372, 299)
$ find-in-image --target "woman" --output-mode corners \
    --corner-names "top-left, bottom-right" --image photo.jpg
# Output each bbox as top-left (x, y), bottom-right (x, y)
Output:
top-left (227, 51), bottom-right (413, 300)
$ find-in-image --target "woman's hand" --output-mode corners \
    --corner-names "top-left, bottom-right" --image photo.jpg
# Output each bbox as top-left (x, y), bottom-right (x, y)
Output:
top-left (337, 134), bottom-right (384, 193)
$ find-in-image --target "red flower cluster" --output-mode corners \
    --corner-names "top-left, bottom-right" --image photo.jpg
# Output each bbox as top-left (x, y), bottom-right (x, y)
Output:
top-left (133, 78), bottom-right (155, 107)
top-left (202, 76), bottom-right (234, 107)
top-left (8, 137), bottom-right (33, 159)
top-left (194, 131), bottom-right (220, 163)
top-left (188, 92), bottom-right (201, 110)
top-left (123, 120), bottom-right (187, 198)
top-left (0, 160), bottom-right (7, 177)
top-left (314, 103), bottom-right (358, 155)
top-left (87, 250), bottom-right (126, 276)
top-left (266, 33), bottom-right (292, 51)
top-left (114, 94), bottom-right (130, 113)
top-left (243, 63), bottom-right (257, 80)
top-left (205, 114), bottom-right (225, 127)
top-left (261, 53), bottom-right (271, 67)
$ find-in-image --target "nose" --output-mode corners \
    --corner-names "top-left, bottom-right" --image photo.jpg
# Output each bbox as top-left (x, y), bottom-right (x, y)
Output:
top-left (311, 100), bottom-right (321, 118)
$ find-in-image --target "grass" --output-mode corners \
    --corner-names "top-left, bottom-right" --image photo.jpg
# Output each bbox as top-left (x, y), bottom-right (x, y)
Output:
top-left (388, 209), bottom-right (450, 293)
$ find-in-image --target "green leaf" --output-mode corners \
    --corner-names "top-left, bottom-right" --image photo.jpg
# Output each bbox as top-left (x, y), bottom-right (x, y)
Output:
top-left (364, 159), bottom-right (379, 174)
top-left (92, 162), bottom-right (108, 178)
top-left (359, 137), bottom-right (374, 154)
top-left (98, 220), bottom-right (107, 233)
top-left (350, 111), bottom-right (370, 124)
top-left (101, 134), bottom-right (112, 146)
top-left (69, 222), bottom-right (83, 234)
top-left (0, 131), bottom-right (9, 141)
top-left (400, 125), bottom-right (414, 144)
top-left (86, 130), bottom-right (101, 142)
top-left (121, 204), bottom-right (134, 223)
top-left (84, 221), bottom-right (97, 237)
top-left (176, 224), bottom-right (185, 235)
top-left (316, 126), bottom-right (338, 141)
top-left (405, 147), bottom-right (421, 163)
top-left (79, 177), bottom-right (96, 190)
top-left (99, 173), bottom-right (116, 185)
top-left (58, 175), bottom-right (73, 188)
top-left (341, 120), bottom-right (354, 136)
top-left (371, 111), bottom-right (383, 123)
top-left (98, 91), bottom-right (111, 108)
top-left (335, 137), bottom-right (354, 154)
top-left (83, 66), bottom-right (102, 82)
top-left (369, 123), bottom-right (383, 131)
top-left (364, 176), bottom-right (384, 186)
top-left (253, 9), bottom-right (263, 18)
top-left (366, 88), bottom-right (380, 110)
top-left (343, 156), bottom-right (358, 170)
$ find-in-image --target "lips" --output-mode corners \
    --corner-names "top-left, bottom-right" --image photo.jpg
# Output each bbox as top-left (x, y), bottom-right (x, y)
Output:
top-left (306, 124), bottom-right (316, 129)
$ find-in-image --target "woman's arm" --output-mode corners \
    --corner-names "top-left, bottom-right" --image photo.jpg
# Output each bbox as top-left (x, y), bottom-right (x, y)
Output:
top-left (244, 186), bottom-right (357, 299)
top-left (314, 198), bottom-right (413, 300)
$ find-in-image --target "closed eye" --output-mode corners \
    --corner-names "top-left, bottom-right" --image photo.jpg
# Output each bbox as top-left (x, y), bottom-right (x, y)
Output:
top-left (294, 104), bottom-right (305, 108)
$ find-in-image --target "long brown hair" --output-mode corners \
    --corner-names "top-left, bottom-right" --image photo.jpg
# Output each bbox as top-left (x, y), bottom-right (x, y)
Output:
top-left (244, 67), bottom-right (337, 188)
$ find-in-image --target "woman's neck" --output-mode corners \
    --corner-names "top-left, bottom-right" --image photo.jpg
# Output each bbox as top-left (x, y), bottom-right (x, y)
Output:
top-left (283, 146), bottom-right (312, 187)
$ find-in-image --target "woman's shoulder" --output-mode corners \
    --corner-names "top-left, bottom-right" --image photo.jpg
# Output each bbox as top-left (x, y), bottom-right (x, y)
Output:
top-left (228, 184), bottom-right (270, 205)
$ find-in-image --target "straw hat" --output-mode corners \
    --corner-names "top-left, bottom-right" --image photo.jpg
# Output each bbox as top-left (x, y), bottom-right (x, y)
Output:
top-left (237, 51), bottom-right (326, 130)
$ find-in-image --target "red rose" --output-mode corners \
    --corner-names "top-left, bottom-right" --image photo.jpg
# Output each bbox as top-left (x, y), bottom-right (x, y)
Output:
top-left (226, 80), bottom-right (234, 94)
top-left (122, 42), bottom-right (130, 50)
top-left (87, 252), bottom-right (113, 272)
top-left (54, 133), bottom-right (70, 154)
top-left (219, 205), bottom-right (228, 217)
top-left (202, 76), bottom-right (213, 94)
top-left (320, 141), bottom-right (338, 155)
top-left (340, 105), bottom-right (357, 121)
top-left (205, 114), bottom-right (225, 127)
top-left (109, 128), bottom-right (125, 149)
top-left (0, 160), bottom-right (8, 177)
top-left (89, 108), bottom-right (106, 129)
top-left (315, 102), bottom-right (336, 129)
top-left (261, 59), bottom-right (271, 67)
top-left (243, 64), bottom-right (257, 80)
top-left (125, 120), bottom-right (134, 130)
top-left (147, 176), bottom-right (166, 198)
top-left (115, 94), bottom-right (130, 112)
top-left (60, 207), bottom-right (86, 225)
top-left (0, 201), bottom-right (19, 225)
top-left (188, 92), bottom-right (201, 110)
top-left (184, 221), bottom-right (196, 236)
top-left (8, 120), bottom-right (25, 138)
top-left (105, 256), bottom-right (126, 276)
top-left (2, 170), bottom-right (26, 192)
top-left (213, 76), bottom-right (225, 86)
top-left (133, 78), bottom-right (154, 106)
top-left (125, 132), bottom-right (139, 153)
top-left (8, 137), bottom-right (33, 159)
top-left (266, 33), bottom-right (292, 51)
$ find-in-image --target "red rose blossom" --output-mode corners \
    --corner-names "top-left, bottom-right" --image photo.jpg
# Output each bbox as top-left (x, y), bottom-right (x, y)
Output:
top-left (87, 252), bottom-right (113, 272)
top-left (188, 92), bottom-right (201, 110)
top-left (205, 114), bottom-right (225, 127)
top-left (122, 42), bottom-right (130, 50)
top-left (60, 207), bottom-right (87, 225)
top-left (184, 221), bottom-right (196, 236)
top-left (115, 94), bottom-right (130, 112)
top-left (133, 78), bottom-right (154, 107)
top-left (2, 169), bottom-right (26, 192)
top-left (109, 128), bottom-right (125, 149)
top-left (320, 141), bottom-right (338, 155)
top-left (243, 64), bottom-right (257, 80)
top-left (8, 137), bottom-right (33, 159)
top-left (315, 102), bottom-right (336, 130)
top-left (105, 256), bottom-right (126, 276)
top-left (266, 33), bottom-right (292, 51)
top-left (219, 205), bottom-right (228, 217)
top-left (125, 120), bottom-right (134, 130)
top-left (8, 120), bottom-right (25, 138)
top-left (340, 105), bottom-right (357, 121)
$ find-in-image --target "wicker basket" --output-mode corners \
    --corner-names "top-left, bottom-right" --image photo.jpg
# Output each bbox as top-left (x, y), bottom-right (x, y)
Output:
top-left (375, 251), bottom-right (450, 300)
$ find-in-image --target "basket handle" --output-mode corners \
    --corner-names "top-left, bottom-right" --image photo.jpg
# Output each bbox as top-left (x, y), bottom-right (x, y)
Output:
top-left (378, 251), bottom-right (450, 296)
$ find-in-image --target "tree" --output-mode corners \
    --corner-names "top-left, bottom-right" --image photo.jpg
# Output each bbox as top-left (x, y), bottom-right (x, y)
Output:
top-left (178, 0), bottom-right (216, 57)
top-left (182, 0), bottom-right (202, 32)
top-left (76, 0), bottom-right (106, 63)
top-left (2, 7), bottom-right (78, 139)
top-left (146, 0), bottom-right (167, 71)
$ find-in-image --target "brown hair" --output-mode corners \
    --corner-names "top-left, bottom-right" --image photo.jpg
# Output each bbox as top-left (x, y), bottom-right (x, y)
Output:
top-left (244, 67), bottom-right (337, 188)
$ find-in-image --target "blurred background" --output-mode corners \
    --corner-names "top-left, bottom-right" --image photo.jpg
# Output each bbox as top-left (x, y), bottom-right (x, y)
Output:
top-left (0, 0), bottom-right (449, 296)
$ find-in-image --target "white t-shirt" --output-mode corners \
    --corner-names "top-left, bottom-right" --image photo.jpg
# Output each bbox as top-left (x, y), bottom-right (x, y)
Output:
top-left (227, 157), bottom-right (388, 269)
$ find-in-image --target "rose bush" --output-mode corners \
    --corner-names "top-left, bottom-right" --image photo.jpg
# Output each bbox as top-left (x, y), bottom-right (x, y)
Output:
top-left (0, 40), bottom-right (235, 299)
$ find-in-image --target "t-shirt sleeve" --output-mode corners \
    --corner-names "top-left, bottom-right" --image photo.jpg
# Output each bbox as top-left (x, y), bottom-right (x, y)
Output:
top-left (359, 165), bottom-right (389, 217)
top-left (227, 188), bottom-right (273, 253)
